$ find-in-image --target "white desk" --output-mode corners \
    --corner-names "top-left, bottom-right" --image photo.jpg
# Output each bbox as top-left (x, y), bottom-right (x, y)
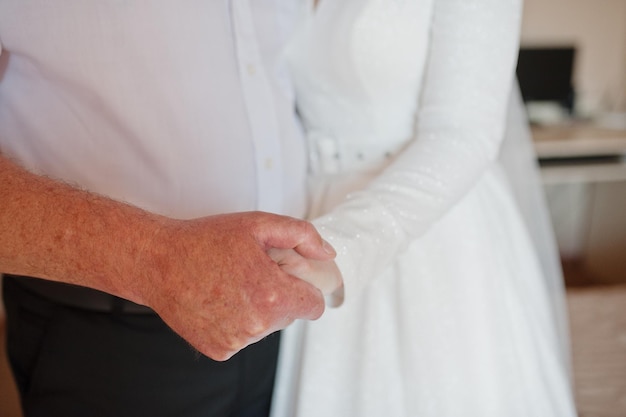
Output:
top-left (532, 123), bottom-right (626, 184)
top-left (532, 123), bottom-right (626, 285)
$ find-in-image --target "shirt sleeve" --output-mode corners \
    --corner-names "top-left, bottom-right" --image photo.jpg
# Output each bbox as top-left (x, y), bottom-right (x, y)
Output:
top-left (312, 0), bottom-right (523, 303)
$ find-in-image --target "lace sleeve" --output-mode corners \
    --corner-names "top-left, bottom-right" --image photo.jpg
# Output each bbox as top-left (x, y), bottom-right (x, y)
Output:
top-left (313, 0), bottom-right (523, 303)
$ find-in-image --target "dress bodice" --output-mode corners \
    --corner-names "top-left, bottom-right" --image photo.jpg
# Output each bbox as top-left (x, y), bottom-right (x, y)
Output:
top-left (284, 0), bottom-right (523, 300)
top-left (285, 0), bottom-right (434, 173)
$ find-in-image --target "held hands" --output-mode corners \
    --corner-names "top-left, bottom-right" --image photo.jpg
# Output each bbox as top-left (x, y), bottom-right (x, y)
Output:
top-left (268, 247), bottom-right (344, 307)
top-left (0, 155), bottom-right (342, 360)
top-left (137, 211), bottom-right (340, 361)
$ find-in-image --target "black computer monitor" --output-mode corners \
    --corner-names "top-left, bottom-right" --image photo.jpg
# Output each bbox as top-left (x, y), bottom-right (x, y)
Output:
top-left (516, 46), bottom-right (576, 114)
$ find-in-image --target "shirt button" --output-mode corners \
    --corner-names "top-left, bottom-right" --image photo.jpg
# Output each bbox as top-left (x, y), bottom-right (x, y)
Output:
top-left (247, 64), bottom-right (256, 76)
top-left (265, 158), bottom-right (274, 170)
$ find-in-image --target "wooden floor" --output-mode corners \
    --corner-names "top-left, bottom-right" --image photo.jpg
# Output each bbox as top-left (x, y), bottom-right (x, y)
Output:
top-left (568, 283), bottom-right (626, 417)
top-left (1, 274), bottom-right (625, 417)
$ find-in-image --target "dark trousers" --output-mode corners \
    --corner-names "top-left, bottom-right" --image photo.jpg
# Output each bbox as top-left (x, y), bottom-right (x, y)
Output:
top-left (2, 276), bottom-right (280, 417)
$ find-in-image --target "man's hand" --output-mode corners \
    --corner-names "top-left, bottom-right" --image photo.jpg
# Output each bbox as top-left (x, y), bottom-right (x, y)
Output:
top-left (137, 212), bottom-right (336, 361)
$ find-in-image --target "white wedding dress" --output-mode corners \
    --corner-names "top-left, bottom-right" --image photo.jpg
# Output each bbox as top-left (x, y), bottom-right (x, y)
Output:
top-left (272, 0), bottom-right (577, 416)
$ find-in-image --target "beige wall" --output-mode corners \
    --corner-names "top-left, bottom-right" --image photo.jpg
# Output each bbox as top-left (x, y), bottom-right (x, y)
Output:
top-left (520, 0), bottom-right (626, 115)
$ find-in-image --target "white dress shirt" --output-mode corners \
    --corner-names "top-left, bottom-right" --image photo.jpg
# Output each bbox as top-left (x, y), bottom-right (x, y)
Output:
top-left (0, 0), bottom-right (307, 219)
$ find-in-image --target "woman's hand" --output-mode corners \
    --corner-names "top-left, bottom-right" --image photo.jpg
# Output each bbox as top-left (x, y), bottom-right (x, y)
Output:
top-left (268, 246), bottom-right (344, 306)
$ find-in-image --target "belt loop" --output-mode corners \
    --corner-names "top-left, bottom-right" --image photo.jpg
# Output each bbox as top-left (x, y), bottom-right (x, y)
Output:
top-left (308, 131), bottom-right (340, 175)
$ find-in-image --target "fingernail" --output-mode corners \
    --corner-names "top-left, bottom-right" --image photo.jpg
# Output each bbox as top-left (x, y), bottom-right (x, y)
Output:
top-left (322, 239), bottom-right (336, 256)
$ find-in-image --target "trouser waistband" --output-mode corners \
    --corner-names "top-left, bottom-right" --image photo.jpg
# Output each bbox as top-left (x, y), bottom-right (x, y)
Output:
top-left (4, 274), bottom-right (154, 314)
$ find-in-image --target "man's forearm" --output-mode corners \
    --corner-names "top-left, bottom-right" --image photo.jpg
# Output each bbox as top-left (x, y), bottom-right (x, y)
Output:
top-left (0, 153), bottom-right (164, 304)
top-left (0, 153), bottom-right (332, 359)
